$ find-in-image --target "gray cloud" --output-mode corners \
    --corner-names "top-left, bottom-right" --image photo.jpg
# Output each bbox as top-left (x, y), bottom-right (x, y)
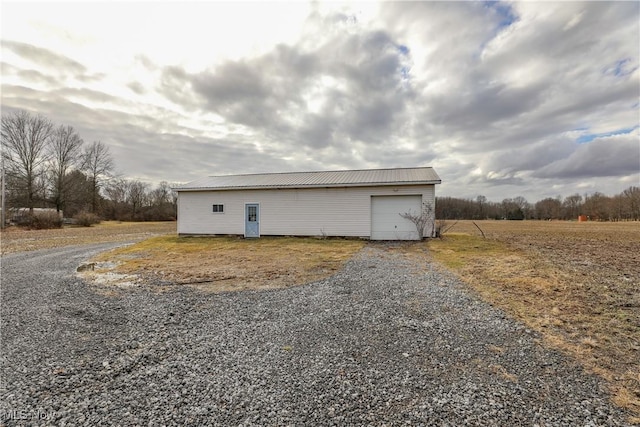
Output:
top-left (2, 40), bottom-right (86, 75)
top-left (135, 54), bottom-right (157, 71)
top-left (430, 79), bottom-right (549, 131)
top-left (376, 1), bottom-right (638, 197)
top-left (471, 174), bottom-right (525, 187)
top-left (298, 114), bottom-right (335, 149)
top-left (1, 81), bottom-right (305, 184)
top-left (193, 61), bottom-right (271, 109)
top-left (534, 133), bottom-right (640, 179)
top-left (159, 66), bottom-right (197, 112)
top-left (127, 81), bottom-right (146, 95)
top-left (53, 87), bottom-right (121, 104)
top-left (158, 12), bottom-right (414, 151)
top-left (19, 68), bottom-right (58, 86)
top-left (485, 137), bottom-right (576, 175)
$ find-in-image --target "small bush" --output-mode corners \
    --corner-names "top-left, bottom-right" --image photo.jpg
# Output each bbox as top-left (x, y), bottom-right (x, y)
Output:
top-left (25, 211), bottom-right (63, 230)
top-left (74, 211), bottom-right (101, 227)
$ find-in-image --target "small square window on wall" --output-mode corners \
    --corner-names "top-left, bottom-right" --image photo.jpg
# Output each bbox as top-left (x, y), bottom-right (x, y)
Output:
top-left (212, 204), bottom-right (224, 213)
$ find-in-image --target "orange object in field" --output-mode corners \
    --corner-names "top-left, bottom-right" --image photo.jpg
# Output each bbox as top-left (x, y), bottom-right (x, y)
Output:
top-left (578, 215), bottom-right (588, 222)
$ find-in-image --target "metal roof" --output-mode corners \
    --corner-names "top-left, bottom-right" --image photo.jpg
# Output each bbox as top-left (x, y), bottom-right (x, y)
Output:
top-left (176, 167), bottom-right (441, 191)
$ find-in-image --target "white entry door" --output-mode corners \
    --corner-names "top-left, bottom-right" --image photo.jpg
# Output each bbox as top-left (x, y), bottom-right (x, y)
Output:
top-left (370, 195), bottom-right (422, 240)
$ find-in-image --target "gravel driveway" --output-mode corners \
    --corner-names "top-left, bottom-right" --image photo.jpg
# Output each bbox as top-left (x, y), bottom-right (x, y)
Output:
top-left (0, 243), bottom-right (631, 426)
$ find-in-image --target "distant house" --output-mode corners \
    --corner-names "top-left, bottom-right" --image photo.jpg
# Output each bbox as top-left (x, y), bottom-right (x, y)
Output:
top-left (174, 167), bottom-right (441, 240)
top-left (6, 208), bottom-right (62, 225)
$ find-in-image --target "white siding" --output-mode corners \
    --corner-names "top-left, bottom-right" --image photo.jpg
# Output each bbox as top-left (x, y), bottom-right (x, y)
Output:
top-left (177, 185), bottom-right (436, 238)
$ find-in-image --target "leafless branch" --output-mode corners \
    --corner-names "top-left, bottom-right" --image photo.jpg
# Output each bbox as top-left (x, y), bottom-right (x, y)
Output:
top-left (440, 220), bottom-right (459, 235)
top-left (472, 221), bottom-right (486, 238)
top-left (399, 201), bottom-right (435, 239)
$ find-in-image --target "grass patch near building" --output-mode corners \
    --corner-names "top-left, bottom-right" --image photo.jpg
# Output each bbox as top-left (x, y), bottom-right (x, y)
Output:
top-left (87, 236), bottom-right (365, 293)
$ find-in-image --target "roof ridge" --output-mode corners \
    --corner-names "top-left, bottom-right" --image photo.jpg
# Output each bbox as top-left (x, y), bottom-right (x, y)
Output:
top-left (207, 166), bottom-right (434, 178)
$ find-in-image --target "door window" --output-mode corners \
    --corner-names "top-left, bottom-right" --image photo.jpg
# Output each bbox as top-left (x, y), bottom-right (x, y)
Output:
top-left (247, 205), bottom-right (257, 221)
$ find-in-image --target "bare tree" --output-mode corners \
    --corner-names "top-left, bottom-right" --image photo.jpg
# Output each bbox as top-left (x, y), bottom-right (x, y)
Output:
top-left (583, 192), bottom-right (611, 221)
top-left (64, 169), bottom-right (92, 217)
top-left (1, 110), bottom-right (54, 213)
top-left (127, 180), bottom-right (148, 220)
top-left (512, 196), bottom-right (531, 219)
top-left (534, 197), bottom-right (562, 220)
top-left (49, 125), bottom-right (84, 214)
top-left (400, 201), bottom-right (435, 239)
top-left (476, 195), bottom-right (487, 219)
top-left (81, 141), bottom-right (114, 214)
top-left (622, 186), bottom-right (640, 220)
top-left (562, 193), bottom-right (583, 220)
top-left (104, 177), bottom-right (129, 220)
top-left (147, 180), bottom-right (177, 220)
top-left (438, 190), bottom-right (634, 222)
top-left (149, 181), bottom-right (171, 206)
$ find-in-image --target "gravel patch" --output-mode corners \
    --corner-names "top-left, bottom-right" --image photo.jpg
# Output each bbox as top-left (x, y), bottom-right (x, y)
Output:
top-left (1, 242), bottom-right (632, 426)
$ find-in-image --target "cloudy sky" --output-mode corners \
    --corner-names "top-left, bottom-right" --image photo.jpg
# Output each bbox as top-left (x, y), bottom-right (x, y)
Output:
top-left (2, 1), bottom-right (638, 201)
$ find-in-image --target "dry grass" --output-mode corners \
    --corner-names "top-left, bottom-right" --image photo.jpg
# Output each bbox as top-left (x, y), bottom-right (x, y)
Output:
top-left (0, 221), bottom-right (177, 254)
top-left (428, 220), bottom-right (640, 420)
top-left (88, 236), bottom-right (365, 293)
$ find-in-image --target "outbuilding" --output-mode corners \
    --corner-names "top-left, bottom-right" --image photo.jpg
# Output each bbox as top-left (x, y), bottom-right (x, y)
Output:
top-left (175, 167), bottom-right (441, 240)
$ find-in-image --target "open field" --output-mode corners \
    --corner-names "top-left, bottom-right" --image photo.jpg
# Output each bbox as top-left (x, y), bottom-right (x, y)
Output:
top-left (0, 221), bottom-right (176, 254)
top-left (428, 220), bottom-right (640, 419)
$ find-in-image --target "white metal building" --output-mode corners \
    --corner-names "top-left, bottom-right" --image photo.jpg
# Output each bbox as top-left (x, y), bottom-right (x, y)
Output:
top-left (175, 167), bottom-right (441, 240)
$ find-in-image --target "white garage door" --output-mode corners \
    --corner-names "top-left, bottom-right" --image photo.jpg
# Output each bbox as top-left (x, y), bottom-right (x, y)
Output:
top-left (371, 195), bottom-right (422, 240)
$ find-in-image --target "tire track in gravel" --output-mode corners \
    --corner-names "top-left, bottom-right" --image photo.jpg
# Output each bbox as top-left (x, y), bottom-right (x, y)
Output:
top-left (1, 244), bottom-right (133, 402)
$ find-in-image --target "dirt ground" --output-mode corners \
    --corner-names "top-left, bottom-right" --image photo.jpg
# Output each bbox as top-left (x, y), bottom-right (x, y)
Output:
top-left (446, 220), bottom-right (640, 287)
top-left (430, 220), bottom-right (640, 418)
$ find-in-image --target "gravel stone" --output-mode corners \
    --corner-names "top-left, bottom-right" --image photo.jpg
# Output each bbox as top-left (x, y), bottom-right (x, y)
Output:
top-left (0, 242), bottom-right (633, 426)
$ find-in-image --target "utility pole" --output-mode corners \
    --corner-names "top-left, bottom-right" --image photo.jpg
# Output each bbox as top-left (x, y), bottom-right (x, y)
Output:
top-left (1, 155), bottom-right (5, 229)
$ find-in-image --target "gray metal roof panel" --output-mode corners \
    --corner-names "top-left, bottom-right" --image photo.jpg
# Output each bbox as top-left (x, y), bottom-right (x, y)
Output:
top-left (176, 167), bottom-right (441, 191)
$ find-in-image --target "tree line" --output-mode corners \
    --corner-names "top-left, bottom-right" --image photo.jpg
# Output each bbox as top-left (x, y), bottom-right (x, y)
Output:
top-left (3, 110), bottom-right (638, 227)
top-left (1, 110), bottom-right (177, 225)
top-left (436, 188), bottom-right (640, 221)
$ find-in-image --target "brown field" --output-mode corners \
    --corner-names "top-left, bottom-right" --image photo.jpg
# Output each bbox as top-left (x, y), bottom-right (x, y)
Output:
top-left (428, 220), bottom-right (640, 419)
top-left (0, 221), bottom-right (177, 254)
